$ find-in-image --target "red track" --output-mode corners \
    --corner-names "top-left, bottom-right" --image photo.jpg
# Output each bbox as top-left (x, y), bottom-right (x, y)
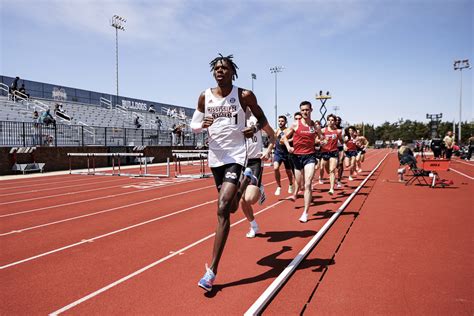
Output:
top-left (1, 150), bottom-right (472, 314)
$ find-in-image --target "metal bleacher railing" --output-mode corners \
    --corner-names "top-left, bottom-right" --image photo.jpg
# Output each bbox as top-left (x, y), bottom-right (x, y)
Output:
top-left (0, 120), bottom-right (207, 148)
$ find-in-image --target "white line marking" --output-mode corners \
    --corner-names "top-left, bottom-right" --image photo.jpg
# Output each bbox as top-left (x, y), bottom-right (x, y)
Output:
top-left (453, 159), bottom-right (473, 167)
top-left (0, 200), bottom-right (216, 269)
top-left (48, 199), bottom-right (286, 315)
top-left (244, 151), bottom-right (391, 316)
top-left (0, 177), bottom-right (134, 197)
top-left (0, 179), bottom-right (201, 218)
top-left (449, 167), bottom-right (474, 180)
top-left (47, 150), bottom-right (386, 315)
top-left (0, 185), bottom-right (215, 236)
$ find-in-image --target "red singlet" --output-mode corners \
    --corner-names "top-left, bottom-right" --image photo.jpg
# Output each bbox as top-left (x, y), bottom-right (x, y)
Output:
top-left (293, 120), bottom-right (316, 155)
top-left (346, 136), bottom-right (358, 151)
top-left (321, 127), bottom-right (339, 152)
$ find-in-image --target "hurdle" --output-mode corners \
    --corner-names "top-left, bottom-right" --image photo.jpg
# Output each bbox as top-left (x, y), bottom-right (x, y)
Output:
top-left (171, 149), bottom-right (211, 178)
top-left (67, 152), bottom-right (170, 177)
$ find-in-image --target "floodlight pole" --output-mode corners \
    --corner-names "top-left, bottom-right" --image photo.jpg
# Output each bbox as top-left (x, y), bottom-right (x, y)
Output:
top-left (111, 15), bottom-right (126, 108)
top-left (251, 73), bottom-right (256, 92)
top-left (270, 66), bottom-right (284, 128)
top-left (453, 59), bottom-right (470, 144)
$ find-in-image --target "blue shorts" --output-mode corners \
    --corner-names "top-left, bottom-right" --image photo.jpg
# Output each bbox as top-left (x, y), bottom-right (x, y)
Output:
top-left (321, 151), bottom-right (339, 161)
top-left (274, 151), bottom-right (292, 170)
top-left (292, 153), bottom-right (317, 170)
top-left (345, 150), bottom-right (358, 158)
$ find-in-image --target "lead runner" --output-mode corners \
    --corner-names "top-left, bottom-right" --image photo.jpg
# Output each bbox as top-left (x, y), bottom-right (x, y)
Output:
top-left (191, 54), bottom-right (274, 292)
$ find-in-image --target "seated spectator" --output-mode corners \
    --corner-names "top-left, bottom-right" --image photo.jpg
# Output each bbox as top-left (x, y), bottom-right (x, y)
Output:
top-left (134, 116), bottom-right (142, 129)
top-left (33, 110), bottom-right (39, 122)
top-left (148, 104), bottom-right (156, 113)
top-left (9, 76), bottom-right (20, 100)
top-left (54, 103), bottom-right (72, 121)
top-left (398, 144), bottom-right (417, 169)
top-left (18, 83), bottom-right (30, 98)
top-left (156, 117), bottom-right (162, 131)
top-left (40, 109), bottom-right (56, 127)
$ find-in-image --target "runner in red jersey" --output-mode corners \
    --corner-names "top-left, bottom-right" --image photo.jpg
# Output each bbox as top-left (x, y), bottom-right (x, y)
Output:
top-left (344, 126), bottom-right (359, 181)
top-left (283, 101), bottom-right (320, 223)
top-left (320, 114), bottom-right (343, 195)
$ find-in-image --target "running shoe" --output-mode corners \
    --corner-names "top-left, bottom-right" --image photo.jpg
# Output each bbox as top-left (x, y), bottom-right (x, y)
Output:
top-left (318, 179), bottom-right (324, 185)
top-left (274, 187), bottom-right (281, 196)
top-left (288, 185), bottom-right (293, 194)
top-left (348, 176), bottom-right (354, 181)
top-left (244, 167), bottom-right (258, 185)
top-left (336, 182), bottom-right (342, 188)
top-left (246, 224), bottom-right (259, 238)
top-left (198, 264), bottom-right (216, 292)
top-left (328, 189), bottom-right (334, 195)
top-left (299, 212), bottom-right (308, 223)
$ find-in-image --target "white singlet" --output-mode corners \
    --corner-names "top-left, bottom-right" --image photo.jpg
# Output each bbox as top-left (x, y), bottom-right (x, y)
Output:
top-left (246, 110), bottom-right (263, 159)
top-left (205, 86), bottom-right (247, 167)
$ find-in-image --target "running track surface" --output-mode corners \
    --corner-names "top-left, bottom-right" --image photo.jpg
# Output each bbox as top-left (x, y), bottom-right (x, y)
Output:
top-left (1, 149), bottom-right (472, 315)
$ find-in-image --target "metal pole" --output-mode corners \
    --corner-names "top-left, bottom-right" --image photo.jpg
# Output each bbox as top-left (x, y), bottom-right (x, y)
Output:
top-left (252, 77), bottom-right (254, 91)
top-left (115, 27), bottom-right (119, 103)
top-left (274, 71), bottom-right (278, 129)
top-left (458, 69), bottom-right (462, 144)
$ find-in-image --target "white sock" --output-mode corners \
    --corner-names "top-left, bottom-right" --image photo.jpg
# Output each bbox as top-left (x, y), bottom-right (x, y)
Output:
top-left (250, 220), bottom-right (258, 228)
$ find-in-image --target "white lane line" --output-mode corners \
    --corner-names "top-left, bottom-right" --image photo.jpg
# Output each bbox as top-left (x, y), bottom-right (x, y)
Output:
top-left (0, 177), bottom-right (180, 206)
top-left (0, 176), bottom-right (95, 191)
top-left (47, 152), bottom-right (385, 315)
top-left (0, 179), bottom-right (199, 218)
top-left (244, 151), bottom-right (391, 316)
top-left (0, 199), bottom-right (216, 270)
top-left (0, 177), bottom-right (136, 197)
top-left (0, 185), bottom-right (216, 236)
top-left (449, 168), bottom-right (474, 180)
top-left (48, 198), bottom-right (287, 316)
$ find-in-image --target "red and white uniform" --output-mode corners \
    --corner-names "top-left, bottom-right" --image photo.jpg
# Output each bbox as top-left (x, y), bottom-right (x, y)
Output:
top-left (321, 128), bottom-right (339, 152)
top-left (293, 120), bottom-right (316, 155)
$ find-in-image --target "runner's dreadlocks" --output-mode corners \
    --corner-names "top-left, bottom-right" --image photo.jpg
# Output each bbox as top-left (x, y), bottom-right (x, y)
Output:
top-left (210, 54), bottom-right (239, 80)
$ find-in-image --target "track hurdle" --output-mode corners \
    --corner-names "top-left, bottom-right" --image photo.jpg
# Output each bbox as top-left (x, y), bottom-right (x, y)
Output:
top-left (67, 152), bottom-right (170, 178)
top-left (171, 149), bottom-right (211, 178)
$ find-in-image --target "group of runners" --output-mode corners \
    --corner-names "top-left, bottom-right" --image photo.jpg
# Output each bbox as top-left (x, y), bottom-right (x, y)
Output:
top-left (190, 54), bottom-right (368, 292)
top-left (272, 104), bottom-right (368, 222)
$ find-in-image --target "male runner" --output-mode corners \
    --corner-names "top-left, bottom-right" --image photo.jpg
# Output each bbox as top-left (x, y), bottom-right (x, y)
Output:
top-left (191, 54), bottom-right (273, 292)
top-left (320, 114), bottom-right (343, 195)
top-left (241, 111), bottom-right (274, 238)
top-left (273, 115), bottom-right (294, 195)
top-left (283, 101), bottom-right (319, 223)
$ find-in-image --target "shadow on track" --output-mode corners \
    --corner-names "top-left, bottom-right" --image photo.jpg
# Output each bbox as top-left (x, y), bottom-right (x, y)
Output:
top-left (204, 246), bottom-right (334, 298)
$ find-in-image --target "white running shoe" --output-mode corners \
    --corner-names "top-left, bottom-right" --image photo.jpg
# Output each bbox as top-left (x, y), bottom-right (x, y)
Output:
top-left (299, 212), bottom-right (308, 223)
top-left (246, 224), bottom-right (259, 238)
top-left (336, 182), bottom-right (342, 188)
top-left (328, 189), bottom-right (334, 195)
top-left (318, 179), bottom-right (324, 184)
top-left (274, 187), bottom-right (281, 196)
top-left (348, 176), bottom-right (354, 181)
top-left (288, 185), bottom-right (293, 194)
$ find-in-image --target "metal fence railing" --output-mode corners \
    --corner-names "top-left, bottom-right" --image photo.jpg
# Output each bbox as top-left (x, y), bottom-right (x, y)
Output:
top-left (0, 120), bottom-right (207, 147)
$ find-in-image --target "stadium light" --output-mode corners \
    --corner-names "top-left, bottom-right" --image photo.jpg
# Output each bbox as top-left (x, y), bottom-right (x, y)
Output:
top-left (251, 73), bottom-right (257, 91)
top-left (453, 59), bottom-right (470, 144)
top-left (111, 15), bottom-right (126, 108)
top-left (270, 66), bottom-right (284, 128)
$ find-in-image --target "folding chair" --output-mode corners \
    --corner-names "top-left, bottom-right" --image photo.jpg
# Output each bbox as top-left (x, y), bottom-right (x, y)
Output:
top-left (404, 165), bottom-right (431, 186)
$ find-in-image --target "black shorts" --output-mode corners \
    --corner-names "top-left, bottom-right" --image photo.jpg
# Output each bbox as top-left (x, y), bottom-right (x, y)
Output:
top-left (292, 153), bottom-right (317, 170)
top-left (246, 158), bottom-right (263, 187)
top-left (211, 163), bottom-right (243, 191)
top-left (321, 151), bottom-right (339, 161)
top-left (345, 150), bottom-right (358, 158)
top-left (274, 151), bottom-right (292, 170)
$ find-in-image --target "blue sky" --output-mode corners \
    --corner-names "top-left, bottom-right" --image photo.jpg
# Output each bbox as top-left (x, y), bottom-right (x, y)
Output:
top-left (1, 0), bottom-right (472, 127)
